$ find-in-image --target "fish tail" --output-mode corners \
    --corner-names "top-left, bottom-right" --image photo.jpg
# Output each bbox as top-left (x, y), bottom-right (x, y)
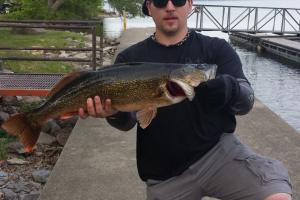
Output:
top-left (1, 113), bottom-right (41, 153)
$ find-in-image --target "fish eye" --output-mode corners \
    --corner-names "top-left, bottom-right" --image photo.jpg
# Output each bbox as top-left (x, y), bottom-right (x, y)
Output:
top-left (154, 88), bottom-right (164, 98)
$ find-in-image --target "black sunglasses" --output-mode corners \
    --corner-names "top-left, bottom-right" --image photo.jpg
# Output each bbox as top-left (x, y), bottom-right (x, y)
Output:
top-left (151, 0), bottom-right (187, 8)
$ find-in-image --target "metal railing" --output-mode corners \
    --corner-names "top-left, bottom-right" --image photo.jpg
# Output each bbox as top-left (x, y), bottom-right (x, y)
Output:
top-left (188, 4), bottom-right (300, 35)
top-left (0, 19), bottom-right (104, 70)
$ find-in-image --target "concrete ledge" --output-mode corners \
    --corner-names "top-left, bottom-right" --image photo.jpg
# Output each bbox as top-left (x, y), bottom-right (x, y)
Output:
top-left (39, 119), bottom-right (145, 200)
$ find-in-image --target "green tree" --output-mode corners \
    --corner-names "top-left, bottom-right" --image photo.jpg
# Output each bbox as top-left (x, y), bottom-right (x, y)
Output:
top-left (6, 0), bottom-right (103, 19)
top-left (108, 0), bottom-right (144, 17)
top-left (47, 0), bottom-right (64, 12)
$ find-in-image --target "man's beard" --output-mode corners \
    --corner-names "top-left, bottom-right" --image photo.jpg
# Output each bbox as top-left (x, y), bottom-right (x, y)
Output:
top-left (158, 24), bottom-right (180, 36)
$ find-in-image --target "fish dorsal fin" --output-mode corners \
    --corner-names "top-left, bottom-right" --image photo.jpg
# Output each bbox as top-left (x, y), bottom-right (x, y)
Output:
top-left (47, 71), bottom-right (88, 99)
top-left (136, 108), bottom-right (157, 129)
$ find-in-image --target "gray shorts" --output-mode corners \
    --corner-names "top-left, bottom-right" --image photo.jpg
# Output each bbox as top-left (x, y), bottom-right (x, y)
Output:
top-left (146, 133), bottom-right (292, 200)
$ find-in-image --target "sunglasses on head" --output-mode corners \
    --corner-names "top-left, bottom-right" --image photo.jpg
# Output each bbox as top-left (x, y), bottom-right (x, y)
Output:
top-left (151, 0), bottom-right (187, 8)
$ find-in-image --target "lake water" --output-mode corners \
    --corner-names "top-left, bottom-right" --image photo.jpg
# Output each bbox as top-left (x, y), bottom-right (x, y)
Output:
top-left (103, 0), bottom-right (300, 132)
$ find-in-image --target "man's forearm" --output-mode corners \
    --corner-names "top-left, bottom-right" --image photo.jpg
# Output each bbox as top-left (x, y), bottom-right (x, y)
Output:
top-left (229, 78), bottom-right (254, 115)
top-left (106, 112), bottom-right (136, 131)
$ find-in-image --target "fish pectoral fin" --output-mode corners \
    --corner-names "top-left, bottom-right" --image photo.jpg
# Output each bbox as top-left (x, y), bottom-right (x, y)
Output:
top-left (59, 111), bottom-right (78, 120)
top-left (136, 108), bottom-right (157, 129)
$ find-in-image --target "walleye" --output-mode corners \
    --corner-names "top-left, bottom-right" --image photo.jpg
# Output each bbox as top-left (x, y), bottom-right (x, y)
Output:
top-left (1, 62), bottom-right (217, 152)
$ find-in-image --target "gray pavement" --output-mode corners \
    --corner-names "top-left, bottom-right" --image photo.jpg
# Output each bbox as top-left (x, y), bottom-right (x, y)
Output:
top-left (39, 28), bottom-right (300, 200)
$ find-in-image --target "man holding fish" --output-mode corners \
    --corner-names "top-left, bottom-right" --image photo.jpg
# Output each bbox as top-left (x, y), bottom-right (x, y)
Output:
top-left (0, 0), bottom-right (291, 199)
top-left (78, 0), bottom-right (293, 199)
top-left (0, 0), bottom-right (282, 199)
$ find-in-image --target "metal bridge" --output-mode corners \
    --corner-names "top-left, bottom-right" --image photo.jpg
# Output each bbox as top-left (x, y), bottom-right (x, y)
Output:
top-left (188, 4), bottom-right (300, 35)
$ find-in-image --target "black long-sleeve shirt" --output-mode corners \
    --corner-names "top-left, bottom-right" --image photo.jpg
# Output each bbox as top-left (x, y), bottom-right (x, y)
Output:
top-left (106, 30), bottom-right (254, 181)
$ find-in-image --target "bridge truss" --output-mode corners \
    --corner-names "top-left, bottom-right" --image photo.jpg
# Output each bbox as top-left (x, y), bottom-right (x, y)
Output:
top-left (188, 4), bottom-right (300, 35)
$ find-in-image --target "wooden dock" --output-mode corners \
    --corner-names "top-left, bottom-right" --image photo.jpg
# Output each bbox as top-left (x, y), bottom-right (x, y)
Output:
top-left (229, 32), bottom-right (300, 63)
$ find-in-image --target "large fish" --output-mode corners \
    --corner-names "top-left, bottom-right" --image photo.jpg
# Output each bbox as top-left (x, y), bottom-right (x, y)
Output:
top-left (1, 62), bottom-right (217, 152)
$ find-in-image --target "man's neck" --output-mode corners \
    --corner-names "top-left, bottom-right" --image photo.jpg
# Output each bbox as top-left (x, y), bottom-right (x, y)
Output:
top-left (154, 28), bottom-right (189, 46)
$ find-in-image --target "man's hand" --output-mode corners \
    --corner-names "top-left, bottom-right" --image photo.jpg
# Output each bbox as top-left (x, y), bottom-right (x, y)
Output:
top-left (195, 74), bottom-right (239, 113)
top-left (78, 96), bottom-right (118, 119)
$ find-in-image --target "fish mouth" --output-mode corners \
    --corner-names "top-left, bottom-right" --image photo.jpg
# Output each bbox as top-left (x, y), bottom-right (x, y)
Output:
top-left (166, 79), bottom-right (195, 101)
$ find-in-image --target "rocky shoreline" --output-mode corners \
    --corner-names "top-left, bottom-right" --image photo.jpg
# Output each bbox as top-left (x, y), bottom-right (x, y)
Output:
top-left (0, 34), bottom-right (118, 200)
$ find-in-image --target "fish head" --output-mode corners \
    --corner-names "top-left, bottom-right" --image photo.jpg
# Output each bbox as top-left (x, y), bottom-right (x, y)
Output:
top-left (162, 79), bottom-right (190, 104)
top-left (167, 63), bottom-right (218, 101)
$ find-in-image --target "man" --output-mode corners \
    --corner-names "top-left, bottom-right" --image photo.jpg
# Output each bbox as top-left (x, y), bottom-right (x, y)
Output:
top-left (79, 0), bottom-right (293, 199)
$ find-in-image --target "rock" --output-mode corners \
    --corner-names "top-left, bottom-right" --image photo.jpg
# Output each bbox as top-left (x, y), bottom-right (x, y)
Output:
top-left (80, 64), bottom-right (91, 70)
top-left (20, 192), bottom-right (40, 200)
top-left (2, 96), bottom-right (18, 106)
top-left (105, 38), bottom-right (120, 46)
top-left (0, 111), bottom-right (9, 123)
top-left (27, 181), bottom-right (42, 190)
top-left (6, 142), bottom-right (26, 154)
top-left (0, 171), bottom-right (8, 178)
top-left (34, 152), bottom-right (43, 157)
top-left (0, 191), bottom-right (4, 199)
top-left (9, 106), bottom-right (19, 114)
top-left (1, 69), bottom-right (13, 73)
top-left (32, 170), bottom-right (50, 184)
top-left (2, 106), bottom-right (17, 114)
top-left (59, 51), bottom-right (70, 58)
top-left (6, 182), bottom-right (30, 193)
top-left (0, 171), bottom-right (8, 186)
top-left (103, 46), bottom-right (115, 52)
top-left (8, 174), bottom-right (19, 182)
top-left (41, 120), bottom-right (61, 136)
top-left (7, 158), bottom-right (29, 165)
top-left (21, 96), bottom-right (42, 104)
top-left (37, 132), bottom-right (56, 145)
top-left (31, 50), bottom-right (43, 56)
top-left (102, 60), bottom-right (112, 66)
top-left (56, 127), bottom-right (73, 146)
top-left (73, 52), bottom-right (87, 59)
top-left (56, 116), bottom-right (78, 128)
top-left (1, 188), bottom-right (18, 200)
top-left (65, 37), bottom-right (73, 42)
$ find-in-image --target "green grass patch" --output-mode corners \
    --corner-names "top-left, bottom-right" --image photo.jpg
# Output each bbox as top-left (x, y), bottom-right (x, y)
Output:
top-left (0, 28), bottom-right (87, 73)
top-left (3, 60), bottom-right (74, 73)
top-left (0, 28), bottom-right (86, 48)
top-left (0, 51), bottom-right (73, 73)
top-left (19, 99), bottom-right (46, 113)
top-left (0, 129), bottom-right (17, 160)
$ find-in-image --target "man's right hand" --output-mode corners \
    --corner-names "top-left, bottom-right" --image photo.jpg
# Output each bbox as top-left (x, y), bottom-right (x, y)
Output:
top-left (78, 96), bottom-right (118, 119)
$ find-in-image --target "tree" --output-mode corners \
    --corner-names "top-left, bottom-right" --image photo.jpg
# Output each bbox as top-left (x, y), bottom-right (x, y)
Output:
top-left (6, 0), bottom-right (103, 19)
top-left (48, 0), bottom-right (64, 12)
top-left (108, 0), bottom-right (144, 17)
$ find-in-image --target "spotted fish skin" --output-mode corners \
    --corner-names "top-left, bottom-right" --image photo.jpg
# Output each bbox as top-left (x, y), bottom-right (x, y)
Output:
top-left (1, 62), bottom-right (217, 152)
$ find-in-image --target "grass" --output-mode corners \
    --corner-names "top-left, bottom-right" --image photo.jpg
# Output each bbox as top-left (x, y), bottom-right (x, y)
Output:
top-left (0, 28), bottom-right (85, 48)
top-left (19, 99), bottom-right (46, 112)
top-left (0, 129), bottom-right (17, 160)
top-left (0, 51), bottom-right (74, 73)
top-left (0, 28), bottom-right (87, 73)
